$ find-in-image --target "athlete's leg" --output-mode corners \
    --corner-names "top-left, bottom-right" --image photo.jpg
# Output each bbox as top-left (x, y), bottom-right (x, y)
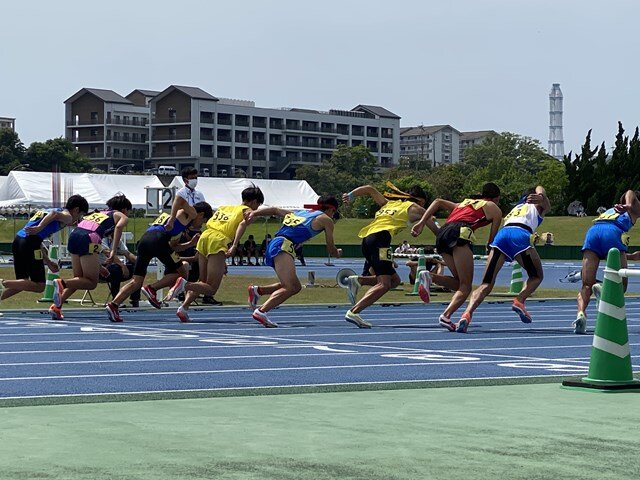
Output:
top-left (577, 250), bottom-right (600, 315)
top-left (60, 254), bottom-right (100, 303)
top-left (182, 253), bottom-right (226, 309)
top-left (1, 279), bottom-right (45, 299)
top-left (442, 246), bottom-right (474, 318)
top-left (259, 253), bottom-right (301, 312)
top-left (351, 272), bottom-right (401, 314)
top-left (431, 253), bottom-right (459, 291)
top-left (515, 249), bottom-right (544, 302)
top-left (463, 248), bottom-right (506, 317)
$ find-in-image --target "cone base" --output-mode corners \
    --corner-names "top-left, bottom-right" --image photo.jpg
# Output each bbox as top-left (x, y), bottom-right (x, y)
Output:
top-left (562, 379), bottom-right (640, 392)
top-left (38, 298), bottom-right (54, 303)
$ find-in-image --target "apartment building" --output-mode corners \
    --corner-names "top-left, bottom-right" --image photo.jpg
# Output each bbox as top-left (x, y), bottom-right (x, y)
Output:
top-left (64, 88), bottom-right (159, 172)
top-left (0, 117), bottom-right (15, 131)
top-left (148, 85), bottom-right (400, 179)
top-left (459, 130), bottom-right (497, 160)
top-left (399, 125), bottom-right (460, 166)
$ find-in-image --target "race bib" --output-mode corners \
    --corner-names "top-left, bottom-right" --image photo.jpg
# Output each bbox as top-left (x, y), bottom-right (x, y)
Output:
top-left (210, 210), bottom-right (231, 223)
top-left (621, 233), bottom-right (631, 247)
top-left (378, 247), bottom-right (393, 262)
top-left (458, 199), bottom-right (487, 210)
top-left (33, 249), bottom-right (43, 260)
top-left (83, 212), bottom-right (109, 224)
top-left (280, 238), bottom-right (296, 256)
top-left (594, 211), bottom-right (619, 223)
top-left (376, 207), bottom-right (399, 217)
top-left (459, 226), bottom-right (477, 244)
top-left (282, 213), bottom-right (306, 227)
top-left (29, 210), bottom-right (46, 222)
top-left (170, 252), bottom-right (181, 262)
top-left (151, 212), bottom-right (170, 226)
top-left (505, 204), bottom-right (528, 221)
top-left (90, 243), bottom-right (103, 254)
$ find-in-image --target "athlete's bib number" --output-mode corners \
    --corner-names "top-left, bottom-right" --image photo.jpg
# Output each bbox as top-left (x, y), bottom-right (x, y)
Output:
top-left (376, 207), bottom-right (399, 217)
top-left (33, 249), bottom-right (43, 260)
top-left (210, 210), bottom-right (231, 222)
top-left (595, 211), bottom-right (620, 223)
top-left (459, 226), bottom-right (477, 244)
top-left (458, 199), bottom-right (487, 210)
top-left (151, 213), bottom-right (170, 226)
top-left (83, 212), bottom-right (109, 224)
top-left (90, 243), bottom-right (103, 254)
top-left (378, 247), bottom-right (393, 262)
top-left (505, 204), bottom-right (528, 221)
top-left (170, 252), bottom-right (181, 262)
top-left (280, 238), bottom-right (296, 256)
top-left (29, 210), bottom-right (46, 222)
top-left (282, 213), bottom-right (305, 227)
top-left (622, 233), bottom-right (631, 247)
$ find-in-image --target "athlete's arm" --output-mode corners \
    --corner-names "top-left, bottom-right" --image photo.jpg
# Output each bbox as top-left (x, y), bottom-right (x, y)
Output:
top-left (411, 199), bottom-right (457, 237)
top-left (228, 220), bottom-right (249, 257)
top-left (527, 186), bottom-right (551, 216)
top-left (407, 203), bottom-right (439, 236)
top-left (484, 201), bottom-right (503, 246)
top-left (40, 246), bottom-right (60, 273)
top-left (106, 212), bottom-right (129, 264)
top-left (170, 233), bottom-right (200, 252)
top-left (246, 207), bottom-right (291, 222)
top-left (165, 195), bottom-right (197, 231)
top-left (615, 190), bottom-right (640, 223)
top-left (23, 210), bottom-right (72, 235)
top-left (316, 215), bottom-right (341, 257)
top-left (343, 185), bottom-right (387, 207)
top-left (627, 251), bottom-right (640, 261)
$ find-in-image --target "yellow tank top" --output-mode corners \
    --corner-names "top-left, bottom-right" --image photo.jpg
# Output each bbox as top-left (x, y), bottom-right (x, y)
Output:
top-left (205, 205), bottom-right (250, 241)
top-left (358, 200), bottom-right (413, 238)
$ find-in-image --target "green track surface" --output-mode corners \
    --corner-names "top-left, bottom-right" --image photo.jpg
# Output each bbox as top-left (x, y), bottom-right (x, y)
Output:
top-left (1, 381), bottom-right (638, 479)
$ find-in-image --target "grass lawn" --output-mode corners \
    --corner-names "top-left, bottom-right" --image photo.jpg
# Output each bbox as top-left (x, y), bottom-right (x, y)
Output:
top-left (0, 215), bottom-right (614, 246)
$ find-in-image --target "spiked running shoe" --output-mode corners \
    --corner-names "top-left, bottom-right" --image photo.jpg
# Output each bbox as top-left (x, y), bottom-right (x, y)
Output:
top-left (164, 277), bottom-right (187, 302)
top-left (438, 314), bottom-right (456, 332)
top-left (455, 313), bottom-right (472, 333)
top-left (176, 306), bottom-right (190, 323)
top-left (248, 285), bottom-right (260, 309)
top-left (52, 278), bottom-right (65, 308)
top-left (512, 299), bottom-right (532, 323)
top-left (346, 276), bottom-right (360, 305)
top-left (573, 312), bottom-right (587, 334)
top-left (418, 270), bottom-right (432, 303)
top-left (49, 304), bottom-right (64, 320)
top-left (141, 285), bottom-right (162, 309)
top-left (345, 310), bottom-right (372, 329)
top-left (252, 308), bottom-right (278, 328)
top-left (105, 302), bottom-right (123, 322)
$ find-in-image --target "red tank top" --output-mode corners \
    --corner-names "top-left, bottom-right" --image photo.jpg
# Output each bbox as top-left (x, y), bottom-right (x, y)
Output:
top-left (446, 199), bottom-right (491, 230)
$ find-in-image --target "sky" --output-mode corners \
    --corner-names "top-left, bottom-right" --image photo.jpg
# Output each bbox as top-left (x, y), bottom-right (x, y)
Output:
top-left (2, 0), bottom-right (639, 155)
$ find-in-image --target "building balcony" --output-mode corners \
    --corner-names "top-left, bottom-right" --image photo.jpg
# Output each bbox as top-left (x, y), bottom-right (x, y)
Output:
top-left (74, 137), bottom-right (104, 143)
top-left (66, 119), bottom-right (103, 127)
top-left (152, 134), bottom-right (192, 142)
top-left (106, 119), bottom-right (148, 127)
top-left (152, 117), bottom-right (192, 125)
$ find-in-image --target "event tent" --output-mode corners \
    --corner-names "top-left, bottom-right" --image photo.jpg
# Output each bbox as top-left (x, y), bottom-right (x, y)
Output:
top-left (0, 171), bottom-right (164, 209)
top-left (168, 177), bottom-right (319, 209)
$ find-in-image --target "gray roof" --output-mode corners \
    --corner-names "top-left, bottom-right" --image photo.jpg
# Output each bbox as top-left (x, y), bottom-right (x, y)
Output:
top-left (351, 105), bottom-right (400, 119)
top-left (171, 85), bottom-right (219, 101)
top-left (65, 88), bottom-right (132, 105)
top-left (460, 130), bottom-right (497, 140)
top-left (131, 89), bottom-right (161, 98)
top-left (400, 125), bottom-right (460, 136)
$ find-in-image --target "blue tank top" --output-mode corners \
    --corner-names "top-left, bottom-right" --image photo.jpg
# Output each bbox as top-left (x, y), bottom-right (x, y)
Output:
top-left (147, 212), bottom-right (190, 240)
top-left (275, 210), bottom-right (324, 244)
top-left (17, 208), bottom-right (66, 240)
top-left (594, 208), bottom-right (633, 232)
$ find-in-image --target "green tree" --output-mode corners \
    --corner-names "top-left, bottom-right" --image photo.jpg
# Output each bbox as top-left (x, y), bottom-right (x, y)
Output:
top-left (25, 138), bottom-right (92, 173)
top-left (0, 128), bottom-right (26, 174)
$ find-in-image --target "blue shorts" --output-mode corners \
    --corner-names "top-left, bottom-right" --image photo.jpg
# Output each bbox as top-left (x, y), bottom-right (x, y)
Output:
top-left (264, 236), bottom-right (296, 268)
top-left (490, 226), bottom-right (533, 262)
top-left (582, 223), bottom-right (629, 260)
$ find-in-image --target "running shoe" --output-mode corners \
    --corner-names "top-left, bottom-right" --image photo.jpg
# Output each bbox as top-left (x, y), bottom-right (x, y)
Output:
top-left (52, 278), bottom-right (65, 308)
top-left (455, 313), bottom-right (472, 333)
top-left (248, 285), bottom-right (260, 309)
top-left (252, 308), bottom-right (278, 328)
top-left (164, 277), bottom-right (187, 302)
top-left (176, 305), bottom-right (190, 323)
top-left (49, 304), bottom-right (64, 320)
top-left (573, 312), bottom-right (587, 334)
top-left (512, 299), bottom-right (532, 324)
top-left (438, 314), bottom-right (456, 332)
top-left (105, 302), bottom-right (122, 323)
top-left (141, 285), bottom-right (162, 309)
top-left (345, 310), bottom-right (372, 329)
top-left (417, 270), bottom-right (432, 303)
top-left (346, 276), bottom-right (360, 305)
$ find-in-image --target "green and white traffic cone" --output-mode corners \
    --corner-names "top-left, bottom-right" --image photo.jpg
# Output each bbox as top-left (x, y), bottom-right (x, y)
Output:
top-left (39, 245), bottom-right (59, 303)
top-left (509, 263), bottom-right (524, 295)
top-left (406, 252), bottom-right (427, 296)
top-left (562, 248), bottom-right (640, 391)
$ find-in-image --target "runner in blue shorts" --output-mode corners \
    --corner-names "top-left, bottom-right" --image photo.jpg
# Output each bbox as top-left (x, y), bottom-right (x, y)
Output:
top-left (247, 196), bottom-right (341, 327)
top-left (575, 190), bottom-right (640, 334)
top-left (458, 186), bottom-right (550, 327)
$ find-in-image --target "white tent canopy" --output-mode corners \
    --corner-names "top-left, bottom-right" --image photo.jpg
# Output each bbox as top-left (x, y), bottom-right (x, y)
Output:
top-left (168, 177), bottom-right (319, 209)
top-left (0, 171), bottom-right (164, 209)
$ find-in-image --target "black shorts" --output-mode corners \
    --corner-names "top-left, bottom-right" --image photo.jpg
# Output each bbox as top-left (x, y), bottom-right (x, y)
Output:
top-left (68, 229), bottom-right (102, 256)
top-left (12, 235), bottom-right (46, 283)
top-left (133, 230), bottom-right (182, 277)
top-left (361, 230), bottom-right (396, 277)
top-left (435, 221), bottom-right (474, 256)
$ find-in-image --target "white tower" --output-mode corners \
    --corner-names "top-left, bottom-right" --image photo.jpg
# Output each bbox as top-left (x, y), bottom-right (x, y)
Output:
top-left (548, 83), bottom-right (564, 160)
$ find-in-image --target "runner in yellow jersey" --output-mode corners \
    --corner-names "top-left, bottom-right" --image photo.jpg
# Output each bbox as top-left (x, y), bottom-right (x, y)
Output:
top-left (163, 186), bottom-right (273, 322)
top-left (341, 182), bottom-right (437, 328)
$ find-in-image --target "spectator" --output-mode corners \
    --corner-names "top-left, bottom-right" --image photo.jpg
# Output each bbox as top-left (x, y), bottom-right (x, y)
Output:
top-left (259, 234), bottom-right (272, 265)
top-left (544, 232), bottom-right (554, 245)
top-left (243, 235), bottom-right (258, 265)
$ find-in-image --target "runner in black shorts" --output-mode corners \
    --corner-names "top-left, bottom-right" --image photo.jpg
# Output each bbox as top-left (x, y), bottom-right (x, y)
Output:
top-left (105, 201), bottom-right (212, 322)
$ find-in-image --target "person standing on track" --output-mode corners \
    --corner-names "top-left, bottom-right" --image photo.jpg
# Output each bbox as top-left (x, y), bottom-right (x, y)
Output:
top-left (341, 182), bottom-right (436, 328)
top-left (50, 195), bottom-right (131, 320)
top-left (458, 186), bottom-right (550, 330)
top-left (574, 190), bottom-right (640, 334)
top-left (0, 195), bottom-right (89, 306)
top-left (248, 196), bottom-right (342, 327)
top-left (411, 182), bottom-right (502, 333)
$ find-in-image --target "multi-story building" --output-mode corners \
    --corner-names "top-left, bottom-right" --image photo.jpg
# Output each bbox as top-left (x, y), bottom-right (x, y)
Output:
top-left (459, 130), bottom-right (497, 161)
top-left (0, 117), bottom-right (15, 131)
top-left (399, 125), bottom-right (460, 166)
top-left (147, 85), bottom-right (400, 179)
top-left (64, 88), bottom-right (159, 173)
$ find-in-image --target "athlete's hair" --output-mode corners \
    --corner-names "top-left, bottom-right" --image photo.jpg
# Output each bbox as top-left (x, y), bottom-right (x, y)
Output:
top-left (406, 185), bottom-right (427, 202)
top-left (181, 166), bottom-right (198, 179)
top-left (471, 182), bottom-right (501, 200)
top-left (318, 195), bottom-right (340, 220)
top-left (241, 185), bottom-right (264, 205)
top-left (635, 190), bottom-right (640, 202)
top-left (106, 194), bottom-right (132, 212)
top-left (193, 201), bottom-right (213, 219)
top-left (65, 195), bottom-right (89, 215)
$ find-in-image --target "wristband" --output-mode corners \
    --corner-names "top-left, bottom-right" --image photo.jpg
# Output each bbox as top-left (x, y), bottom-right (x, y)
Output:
top-left (348, 192), bottom-right (354, 201)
